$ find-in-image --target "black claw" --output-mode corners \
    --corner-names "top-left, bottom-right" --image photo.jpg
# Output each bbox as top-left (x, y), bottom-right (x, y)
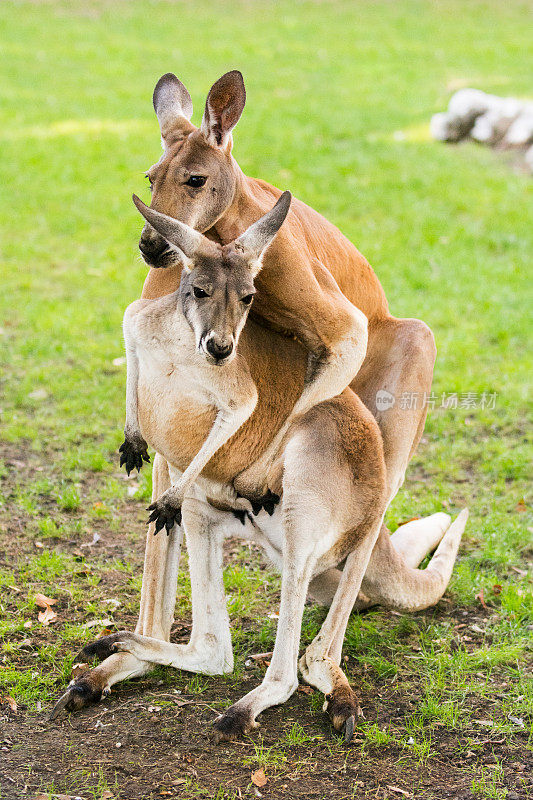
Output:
top-left (344, 715), bottom-right (355, 743)
top-left (232, 509), bottom-right (247, 525)
top-left (251, 501), bottom-right (262, 516)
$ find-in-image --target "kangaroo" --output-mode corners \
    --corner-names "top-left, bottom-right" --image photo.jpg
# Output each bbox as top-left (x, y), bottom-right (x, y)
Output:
top-left (135, 71), bottom-right (451, 602)
top-left (51, 195), bottom-right (468, 741)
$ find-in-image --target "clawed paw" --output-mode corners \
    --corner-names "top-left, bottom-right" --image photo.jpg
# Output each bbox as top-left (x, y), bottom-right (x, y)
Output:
top-left (212, 707), bottom-right (259, 743)
top-left (119, 435), bottom-right (150, 475)
top-left (148, 495), bottom-right (182, 534)
top-left (239, 489), bottom-right (281, 517)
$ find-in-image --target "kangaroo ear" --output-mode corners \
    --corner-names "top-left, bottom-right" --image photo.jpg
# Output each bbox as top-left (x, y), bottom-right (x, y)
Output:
top-left (132, 194), bottom-right (204, 263)
top-left (153, 73), bottom-right (193, 144)
top-left (200, 70), bottom-right (246, 150)
top-left (236, 191), bottom-right (291, 271)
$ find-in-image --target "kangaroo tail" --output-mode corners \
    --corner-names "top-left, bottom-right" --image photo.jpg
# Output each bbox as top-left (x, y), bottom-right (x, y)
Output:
top-left (359, 509), bottom-right (468, 612)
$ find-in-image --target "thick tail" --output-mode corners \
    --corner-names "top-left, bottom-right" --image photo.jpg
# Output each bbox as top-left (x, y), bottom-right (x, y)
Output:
top-left (308, 510), bottom-right (468, 611)
top-left (359, 509), bottom-right (468, 612)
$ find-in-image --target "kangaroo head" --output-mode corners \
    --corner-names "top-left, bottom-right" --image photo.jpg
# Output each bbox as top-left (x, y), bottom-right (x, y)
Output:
top-left (139, 71), bottom-right (247, 268)
top-left (133, 191), bottom-right (291, 365)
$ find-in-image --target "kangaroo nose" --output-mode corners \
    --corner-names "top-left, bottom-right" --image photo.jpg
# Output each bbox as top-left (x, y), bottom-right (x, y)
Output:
top-left (206, 338), bottom-right (234, 361)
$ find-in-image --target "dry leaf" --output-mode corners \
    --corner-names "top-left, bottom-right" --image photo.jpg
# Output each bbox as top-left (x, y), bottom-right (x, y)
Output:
top-left (28, 388), bottom-right (48, 401)
top-left (297, 684), bottom-right (314, 694)
top-left (38, 606), bottom-right (57, 625)
top-left (81, 618), bottom-right (112, 629)
top-left (81, 531), bottom-right (101, 547)
top-left (510, 566), bottom-right (527, 576)
top-left (23, 619), bottom-right (32, 629)
top-left (492, 584), bottom-right (502, 595)
top-left (101, 792), bottom-right (114, 800)
top-left (515, 499), bottom-right (527, 513)
top-left (34, 592), bottom-right (58, 608)
top-left (475, 588), bottom-right (488, 609)
top-left (71, 662), bottom-right (90, 680)
top-left (1, 695), bottom-right (17, 712)
top-left (251, 768), bottom-right (268, 787)
top-left (34, 541), bottom-right (43, 548)
top-left (386, 787), bottom-right (412, 797)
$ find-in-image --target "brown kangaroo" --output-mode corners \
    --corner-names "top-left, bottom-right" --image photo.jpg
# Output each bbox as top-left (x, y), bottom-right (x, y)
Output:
top-left (50, 72), bottom-right (468, 740)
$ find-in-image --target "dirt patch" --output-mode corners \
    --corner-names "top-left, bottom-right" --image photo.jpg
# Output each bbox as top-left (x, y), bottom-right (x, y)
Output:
top-left (2, 682), bottom-right (532, 800)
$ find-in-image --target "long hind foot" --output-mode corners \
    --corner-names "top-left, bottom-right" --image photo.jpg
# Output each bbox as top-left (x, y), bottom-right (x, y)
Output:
top-left (299, 651), bottom-right (361, 743)
top-left (49, 650), bottom-right (152, 720)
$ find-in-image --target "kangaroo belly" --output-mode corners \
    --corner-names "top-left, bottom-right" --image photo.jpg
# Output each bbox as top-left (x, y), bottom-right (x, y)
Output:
top-left (138, 374), bottom-right (219, 474)
top-left (137, 319), bottom-right (307, 486)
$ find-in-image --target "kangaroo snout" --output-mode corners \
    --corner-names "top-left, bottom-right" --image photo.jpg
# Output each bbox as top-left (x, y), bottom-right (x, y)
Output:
top-left (204, 335), bottom-right (234, 364)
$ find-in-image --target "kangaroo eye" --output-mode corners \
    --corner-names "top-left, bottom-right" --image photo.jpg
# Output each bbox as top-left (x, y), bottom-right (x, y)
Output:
top-left (193, 286), bottom-right (209, 299)
top-left (186, 176), bottom-right (207, 188)
top-left (241, 294), bottom-right (254, 305)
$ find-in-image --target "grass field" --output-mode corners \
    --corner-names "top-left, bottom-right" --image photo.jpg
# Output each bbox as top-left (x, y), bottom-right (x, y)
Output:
top-left (0, 1), bottom-right (532, 798)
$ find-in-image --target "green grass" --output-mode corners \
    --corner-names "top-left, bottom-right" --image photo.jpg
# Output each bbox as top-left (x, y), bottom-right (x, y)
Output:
top-left (0, 1), bottom-right (532, 798)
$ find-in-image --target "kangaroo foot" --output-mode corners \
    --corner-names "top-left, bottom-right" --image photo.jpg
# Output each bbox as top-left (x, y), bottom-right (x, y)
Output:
top-left (212, 706), bottom-right (259, 743)
top-left (324, 684), bottom-right (361, 743)
top-left (49, 672), bottom-right (110, 721)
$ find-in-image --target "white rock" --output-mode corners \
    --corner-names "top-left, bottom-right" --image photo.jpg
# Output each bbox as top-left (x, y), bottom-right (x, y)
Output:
top-left (504, 109), bottom-right (533, 146)
top-left (430, 111), bottom-right (470, 142)
top-left (471, 99), bottom-right (522, 145)
top-left (448, 88), bottom-right (491, 118)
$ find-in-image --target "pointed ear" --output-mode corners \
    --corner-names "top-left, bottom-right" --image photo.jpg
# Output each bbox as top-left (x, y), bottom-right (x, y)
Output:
top-left (132, 194), bottom-right (204, 262)
top-left (236, 192), bottom-right (291, 271)
top-left (153, 73), bottom-right (193, 144)
top-left (200, 70), bottom-right (246, 150)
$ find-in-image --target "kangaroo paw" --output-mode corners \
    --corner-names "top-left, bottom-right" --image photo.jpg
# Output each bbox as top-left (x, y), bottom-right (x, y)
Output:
top-left (147, 495), bottom-right (182, 534)
top-left (119, 435), bottom-right (150, 475)
top-left (75, 631), bottom-right (131, 664)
